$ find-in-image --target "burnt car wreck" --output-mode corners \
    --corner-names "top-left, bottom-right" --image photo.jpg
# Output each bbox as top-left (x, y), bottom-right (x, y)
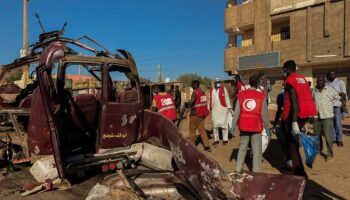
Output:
top-left (0, 31), bottom-right (305, 199)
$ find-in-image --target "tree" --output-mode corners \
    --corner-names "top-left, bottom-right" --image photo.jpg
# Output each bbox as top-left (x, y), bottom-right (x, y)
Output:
top-left (176, 73), bottom-right (212, 89)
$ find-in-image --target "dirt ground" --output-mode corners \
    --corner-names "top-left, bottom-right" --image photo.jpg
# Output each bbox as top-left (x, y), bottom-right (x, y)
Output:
top-left (0, 110), bottom-right (349, 199)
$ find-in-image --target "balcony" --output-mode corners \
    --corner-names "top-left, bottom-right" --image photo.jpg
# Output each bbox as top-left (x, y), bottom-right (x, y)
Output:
top-left (271, 32), bottom-right (290, 42)
top-left (224, 5), bottom-right (239, 33)
top-left (224, 44), bottom-right (256, 73)
top-left (224, 1), bottom-right (255, 33)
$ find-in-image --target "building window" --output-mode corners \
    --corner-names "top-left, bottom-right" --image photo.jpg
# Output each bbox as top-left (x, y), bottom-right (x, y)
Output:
top-left (280, 26), bottom-right (290, 40)
top-left (271, 17), bottom-right (290, 42)
top-left (235, 34), bottom-right (242, 48)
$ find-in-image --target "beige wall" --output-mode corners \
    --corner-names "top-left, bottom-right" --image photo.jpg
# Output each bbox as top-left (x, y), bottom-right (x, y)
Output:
top-left (224, 0), bottom-right (350, 104)
top-left (224, 0), bottom-right (350, 75)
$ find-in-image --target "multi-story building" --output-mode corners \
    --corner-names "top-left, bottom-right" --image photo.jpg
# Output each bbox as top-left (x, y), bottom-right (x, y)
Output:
top-left (224, 0), bottom-right (350, 101)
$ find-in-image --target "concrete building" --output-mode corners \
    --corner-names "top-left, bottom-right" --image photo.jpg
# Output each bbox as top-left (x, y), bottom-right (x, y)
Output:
top-left (224, 0), bottom-right (350, 102)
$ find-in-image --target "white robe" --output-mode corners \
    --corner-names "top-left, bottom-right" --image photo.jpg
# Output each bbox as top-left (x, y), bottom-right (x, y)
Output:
top-left (211, 87), bottom-right (231, 128)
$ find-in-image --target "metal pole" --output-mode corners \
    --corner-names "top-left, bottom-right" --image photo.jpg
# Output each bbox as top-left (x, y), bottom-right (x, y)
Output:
top-left (23, 0), bottom-right (28, 50)
top-left (20, 0), bottom-right (30, 86)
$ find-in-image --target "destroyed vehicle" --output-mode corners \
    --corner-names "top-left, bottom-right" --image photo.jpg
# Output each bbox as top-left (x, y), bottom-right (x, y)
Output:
top-left (1, 31), bottom-right (306, 199)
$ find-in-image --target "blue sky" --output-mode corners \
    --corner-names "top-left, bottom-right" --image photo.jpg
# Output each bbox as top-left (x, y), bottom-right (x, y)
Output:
top-left (0, 0), bottom-right (227, 82)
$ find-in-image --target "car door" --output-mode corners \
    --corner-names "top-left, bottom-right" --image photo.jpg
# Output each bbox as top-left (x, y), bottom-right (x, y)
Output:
top-left (98, 64), bottom-right (142, 149)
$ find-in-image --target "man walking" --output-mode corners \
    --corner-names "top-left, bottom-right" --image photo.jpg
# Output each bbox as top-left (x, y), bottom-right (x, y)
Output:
top-left (313, 76), bottom-right (339, 161)
top-left (281, 60), bottom-right (317, 177)
top-left (188, 80), bottom-right (211, 152)
top-left (232, 74), bottom-right (269, 173)
top-left (326, 70), bottom-right (348, 147)
top-left (210, 78), bottom-right (233, 145)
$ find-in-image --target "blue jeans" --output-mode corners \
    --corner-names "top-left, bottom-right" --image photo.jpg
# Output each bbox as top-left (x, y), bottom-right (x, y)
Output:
top-left (333, 106), bottom-right (343, 142)
top-left (229, 127), bottom-right (235, 137)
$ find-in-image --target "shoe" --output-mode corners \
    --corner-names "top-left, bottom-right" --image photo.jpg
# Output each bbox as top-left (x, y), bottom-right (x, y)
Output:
top-left (194, 136), bottom-right (201, 146)
top-left (228, 134), bottom-right (235, 140)
top-left (326, 156), bottom-right (334, 162)
top-left (204, 147), bottom-right (212, 152)
top-left (306, 163), bottom-right (313, 168)
top-left (337, 142), bottom-right (344, 147)
top-left (212, 141), bottom-right (219, 146)
top-left (344, 132), bottom-right (350, 136)
top-left (223, 141), bottom-right (228, 145)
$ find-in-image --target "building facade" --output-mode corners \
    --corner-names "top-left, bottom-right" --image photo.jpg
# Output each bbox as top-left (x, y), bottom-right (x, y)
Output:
top-left (224, 0), bottom-right (350, 101)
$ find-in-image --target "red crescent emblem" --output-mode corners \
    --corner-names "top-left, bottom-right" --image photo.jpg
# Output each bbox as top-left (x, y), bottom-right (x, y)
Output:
top-left (243, 99), bottom-right (256, 111)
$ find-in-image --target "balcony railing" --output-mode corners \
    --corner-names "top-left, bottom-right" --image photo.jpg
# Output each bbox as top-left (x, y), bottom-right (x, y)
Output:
top-left (271, 33), bottom-right (290, 42)
top-left (242, 39), bottom-right (253, 47)
top-left (271, 0), bottom-right (328, 15)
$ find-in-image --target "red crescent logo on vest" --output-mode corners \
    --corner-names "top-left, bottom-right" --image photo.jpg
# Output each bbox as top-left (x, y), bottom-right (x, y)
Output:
top-left (243, 99), bottom-right (256, 111)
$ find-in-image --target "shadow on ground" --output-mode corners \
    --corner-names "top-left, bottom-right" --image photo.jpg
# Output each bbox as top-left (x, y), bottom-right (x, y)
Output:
top-left (228, 131), bottom-right (347, 199)
top-left (303, 179), bottom-right (346, 200)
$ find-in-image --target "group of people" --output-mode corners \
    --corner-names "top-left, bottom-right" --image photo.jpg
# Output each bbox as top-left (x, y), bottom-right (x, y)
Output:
top-left (151, 59), bottom-right (348, 178)
top-left (273, 66), bottom-right (348, 172)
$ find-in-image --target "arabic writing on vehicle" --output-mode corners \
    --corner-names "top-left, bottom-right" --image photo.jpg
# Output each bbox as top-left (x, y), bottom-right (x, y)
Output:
top-left (102, 133), bottom-right (128, 139)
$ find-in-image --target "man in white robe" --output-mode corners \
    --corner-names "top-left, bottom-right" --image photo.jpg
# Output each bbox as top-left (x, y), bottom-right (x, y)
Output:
top-left (210, 78), bottom-right (233, 145)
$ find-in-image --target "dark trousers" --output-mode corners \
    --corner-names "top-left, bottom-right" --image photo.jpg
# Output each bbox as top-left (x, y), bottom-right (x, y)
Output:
top-left (314, 118), bottom-right (334, 157)
top-left (283, 119), bottom-right (308, 177)
top-left (278, 120), bottom-right (291, 161)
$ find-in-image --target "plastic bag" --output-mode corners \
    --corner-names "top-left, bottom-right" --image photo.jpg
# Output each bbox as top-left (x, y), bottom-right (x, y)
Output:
top-left (300, 133), bottom-right (320, 167)
top-left (261, 128), bottom-right (270, 153)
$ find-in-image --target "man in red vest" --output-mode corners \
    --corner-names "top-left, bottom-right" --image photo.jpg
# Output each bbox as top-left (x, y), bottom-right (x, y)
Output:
top-left (152, 84), bottom-right (177, 122)
top-left (232, 74), bottom-right (269, 173)
top-left (188, 80), bottom-right (211, 152)
top-left (281, 60), bottom-right (317, 177)
top-left (210, 78), bottom-right (233, 145)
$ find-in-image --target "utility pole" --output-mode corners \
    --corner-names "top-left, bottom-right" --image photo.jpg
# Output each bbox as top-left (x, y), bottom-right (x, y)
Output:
top-left (157, 64), bottom-right (162, 83)
top-left (20, 0), bottom-right (30, 86)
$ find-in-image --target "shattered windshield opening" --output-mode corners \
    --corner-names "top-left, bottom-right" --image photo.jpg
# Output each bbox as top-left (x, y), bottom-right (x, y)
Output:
top-left (107, 65), bottom-right (139, 104)
top-left (63, 63), bottom-right (101, 97)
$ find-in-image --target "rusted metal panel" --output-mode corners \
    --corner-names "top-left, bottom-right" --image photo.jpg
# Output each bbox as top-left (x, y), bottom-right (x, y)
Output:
top-left (27, 87), bottom-right (52, 155)
top-left (143, 110), bottom-right (227, 199)
top-left (231, 172), bottom-right (305, 199)
top-left (0, 85), bottom-right (22, 94)
top-left (142, 111), bottom-right (171, 150)
top-left (143, 110), bottom-right (306, 199)
top-left (99, 103), bottom-right (141, 149)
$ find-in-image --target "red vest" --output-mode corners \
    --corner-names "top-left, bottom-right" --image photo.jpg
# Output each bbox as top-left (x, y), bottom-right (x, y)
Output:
top-left (194, 89), bottom-right (210, 118)
top-left (210, 86), bottom-right (227, 109)
top-left (237, 81), bottom-right (246, 92)
top-left (281, 72), bottom-right (317, 120)
top-left (237, 89), bottom-right (265, 133)
top-left (154, 93), bottom-right (177, 121)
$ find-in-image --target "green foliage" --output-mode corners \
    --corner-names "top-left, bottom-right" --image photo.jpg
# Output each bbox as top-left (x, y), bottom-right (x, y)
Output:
top-left (176, 73), bottom-right (212, 89)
